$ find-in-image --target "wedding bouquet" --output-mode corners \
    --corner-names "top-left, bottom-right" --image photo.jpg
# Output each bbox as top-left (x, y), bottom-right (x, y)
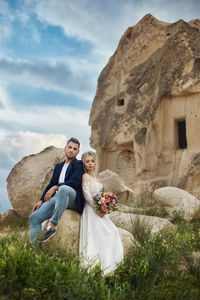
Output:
top-left (93, 191), bottom-right (119, 214)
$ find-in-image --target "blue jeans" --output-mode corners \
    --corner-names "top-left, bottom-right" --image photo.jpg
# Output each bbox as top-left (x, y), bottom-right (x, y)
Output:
top-left (29, 185), bottom-right (77, 244)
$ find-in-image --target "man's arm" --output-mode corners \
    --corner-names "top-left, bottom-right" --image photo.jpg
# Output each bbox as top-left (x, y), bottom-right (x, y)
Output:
top-left (40, 165), bottom-right (59, 202)
top-left (32, 185), bottom-right (58, 211)
top-left (44, 185), bottom-right (59, 201)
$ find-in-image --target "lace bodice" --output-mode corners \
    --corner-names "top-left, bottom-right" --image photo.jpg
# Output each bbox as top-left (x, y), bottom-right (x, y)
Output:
top-left (82, 180), bottom-right (103, 208)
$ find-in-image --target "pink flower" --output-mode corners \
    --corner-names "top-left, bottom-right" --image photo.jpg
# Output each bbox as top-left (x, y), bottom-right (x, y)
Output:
top-left (93, 191), bottom-right (119, 214)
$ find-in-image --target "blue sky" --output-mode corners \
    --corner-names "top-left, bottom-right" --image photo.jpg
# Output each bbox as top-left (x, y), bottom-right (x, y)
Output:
top-left (0, 0), bottom-right (200, 213)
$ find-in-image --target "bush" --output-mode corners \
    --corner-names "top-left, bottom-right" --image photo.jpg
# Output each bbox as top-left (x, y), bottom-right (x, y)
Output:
top-left (0, 234), bottom-right (110, 299)
top-left (1, 216), bottom-right (200, 300)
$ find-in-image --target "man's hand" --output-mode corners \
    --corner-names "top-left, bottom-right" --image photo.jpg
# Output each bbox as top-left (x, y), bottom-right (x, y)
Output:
top-left (44, 185), bottom-right (59, 202)
top-left (32, 200), bottom-right (43, 212)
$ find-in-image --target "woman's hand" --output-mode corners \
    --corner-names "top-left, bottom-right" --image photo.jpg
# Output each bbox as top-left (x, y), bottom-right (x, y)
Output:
top-left (96, 210), bottom-right (104, 218)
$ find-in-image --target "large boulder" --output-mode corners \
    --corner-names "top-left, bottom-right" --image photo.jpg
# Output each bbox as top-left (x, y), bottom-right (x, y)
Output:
top-left (6, 146), bottom-right (65, 218)
top-left (118, 227), bottom-right (138, 254)
top-left (110, 211), bottom-right (174, 235)
top-left (41, 210), bottom-right (81, 255)
top-left (98, 169), bottom-right (134, 205)
top-left (41, 210), bottom-right (136, 256)
top-left (153, 187), bottom-right (200, 218)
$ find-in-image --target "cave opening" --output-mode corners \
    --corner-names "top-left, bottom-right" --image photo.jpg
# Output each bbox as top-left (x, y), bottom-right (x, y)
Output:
top-left (177, 120), bottom-right (187, 149)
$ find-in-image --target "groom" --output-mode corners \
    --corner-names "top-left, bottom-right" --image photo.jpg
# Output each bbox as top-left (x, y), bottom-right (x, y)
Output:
top-left (29, 137), bottom-right (85, 245)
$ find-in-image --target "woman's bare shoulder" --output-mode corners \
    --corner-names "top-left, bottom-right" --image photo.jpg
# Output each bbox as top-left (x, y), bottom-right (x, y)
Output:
top-left (82, 173), bottom-right (92, 182)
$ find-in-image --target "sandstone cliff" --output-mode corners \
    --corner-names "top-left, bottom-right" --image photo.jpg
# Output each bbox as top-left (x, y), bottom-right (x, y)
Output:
top-left (89, 14), bottom-right (200, 198)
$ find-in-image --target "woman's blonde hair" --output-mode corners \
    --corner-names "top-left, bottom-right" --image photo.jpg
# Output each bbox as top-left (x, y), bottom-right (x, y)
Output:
top-left (81, 151), bottom-right (98, 174)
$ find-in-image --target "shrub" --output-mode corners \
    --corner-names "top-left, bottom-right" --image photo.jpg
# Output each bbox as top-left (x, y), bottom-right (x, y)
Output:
top-left (1, 215), bottom-right (200, 300)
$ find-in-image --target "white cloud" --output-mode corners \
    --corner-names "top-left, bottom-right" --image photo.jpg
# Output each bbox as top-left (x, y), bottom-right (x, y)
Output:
top-left (0, 24), bottom-right (12, 40)
top-left (0, 56), bottom-right (97, 101)
top-left (0, 82), bottom-right (92, 160)
top-left (0, 0), bottom-right (13, 41)
top-left (0, 82), bottom-right (11, 109)
top-left (16, 9), bottom-right (30, 25)
top-left (0, 129), bottom-right (92, 165)
top-left (3, 0), bottom-right (199, 105)
top-left (0, 131), bottom-right (66, 163)
top-left (131, 0), bottom-right (200, 23)
top-left (33, 0), bottom-right (135, 56)
top-left (0, 103), bottom-right (91, 139)
top-left (33, 0), bottom-right (200, 58)
top-left (32, 27), bottom-right (41, 43)
top-left (0, 0), bottom-right (11, 17)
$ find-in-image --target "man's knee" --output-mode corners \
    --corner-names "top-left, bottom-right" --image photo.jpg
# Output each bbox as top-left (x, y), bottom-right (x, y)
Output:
top-left (58, 185), bottom-right (71, 196)
top-left (29, 211), bottom-right (38, 224)
top-left (57, 185), bottom-right (76, 204)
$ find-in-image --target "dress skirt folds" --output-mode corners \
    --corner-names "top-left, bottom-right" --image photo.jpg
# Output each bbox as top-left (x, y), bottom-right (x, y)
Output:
top-left (79, 180), bottom-right (124, 275)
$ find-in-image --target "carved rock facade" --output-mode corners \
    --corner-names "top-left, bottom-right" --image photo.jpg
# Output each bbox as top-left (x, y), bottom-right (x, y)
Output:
top-left (89, 14), bottom-right (200, 199)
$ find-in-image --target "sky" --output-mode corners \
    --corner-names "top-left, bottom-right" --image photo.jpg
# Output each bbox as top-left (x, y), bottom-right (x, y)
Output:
top-left (0, 0), bottom-right (200, 213)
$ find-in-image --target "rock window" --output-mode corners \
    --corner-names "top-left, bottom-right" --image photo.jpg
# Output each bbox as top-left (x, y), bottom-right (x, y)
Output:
top-left (177, 120), bottom-right (187, 149)
top-left (117, 98), bottom-right (124, 106)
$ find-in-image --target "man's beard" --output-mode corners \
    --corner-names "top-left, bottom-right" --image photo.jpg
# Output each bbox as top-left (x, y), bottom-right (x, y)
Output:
top-left (66, 154), bottom-right (75, 161)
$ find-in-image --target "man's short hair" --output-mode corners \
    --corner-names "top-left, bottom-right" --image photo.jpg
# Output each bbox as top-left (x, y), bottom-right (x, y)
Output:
top-left (66, 137), bottom-right (80, 148)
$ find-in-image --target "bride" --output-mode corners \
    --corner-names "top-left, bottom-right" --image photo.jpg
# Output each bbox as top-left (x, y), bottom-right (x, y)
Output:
top-left (79, 151), bottom-right (124, 275)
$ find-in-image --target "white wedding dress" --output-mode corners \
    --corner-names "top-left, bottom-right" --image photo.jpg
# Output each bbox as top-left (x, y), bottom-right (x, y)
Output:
top-left (79, 179), bottom-right (124, 275)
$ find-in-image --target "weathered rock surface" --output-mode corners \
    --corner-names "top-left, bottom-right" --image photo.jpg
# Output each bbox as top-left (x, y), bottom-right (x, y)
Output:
top-left (98, 169), bottom-right (134, 205)
top-left (118, 227), bottom-right (138, 254)
top-left (41, 210), bottom-right (136, 256)
top-left (153, 186), bottom-right (200, 218)
top-left (89, 13), bottom-right (200, 199)
top-left (110, 211), bottom-right (174, 235)
top-left (6, 146), bottom-right (65, 217)
top-left (41, 210), bottom-right (80, 255)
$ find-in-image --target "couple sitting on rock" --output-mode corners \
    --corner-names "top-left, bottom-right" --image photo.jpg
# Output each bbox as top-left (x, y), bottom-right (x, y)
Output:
top-left (29, 137), bottom-right (123, 275)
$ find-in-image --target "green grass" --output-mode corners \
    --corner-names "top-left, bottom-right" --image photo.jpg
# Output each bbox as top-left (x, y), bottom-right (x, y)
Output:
top-left (128, 193), bottom-right (170, 218)
top-left (1, 210), bottom-right (200, 299)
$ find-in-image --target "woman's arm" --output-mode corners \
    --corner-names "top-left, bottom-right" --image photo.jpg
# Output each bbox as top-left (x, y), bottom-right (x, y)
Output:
top-left (82, 175), bottom-right (104, 217)
top-left (82, 180), bottom-right (96, 209)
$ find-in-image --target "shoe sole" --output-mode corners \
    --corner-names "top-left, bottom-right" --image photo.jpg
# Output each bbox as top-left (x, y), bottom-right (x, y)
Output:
top-left (41, 231), bottom-right (56, 243)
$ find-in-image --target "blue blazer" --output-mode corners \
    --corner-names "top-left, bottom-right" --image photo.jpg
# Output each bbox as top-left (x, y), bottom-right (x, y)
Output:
top-left (40, 158), bottom-right (85, 214)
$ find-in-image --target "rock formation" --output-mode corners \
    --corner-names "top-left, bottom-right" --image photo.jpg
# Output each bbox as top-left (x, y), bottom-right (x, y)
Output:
top-left (153, 186), bottom-right (200, 218)
top-left (98, 169), bottom-right (134, 205)
top-left (6, 146), bottom-right (65, 217)
top-left (41, 210), bottom-right (81, 255)
top-left (41, 210), bottom-right (136, 256)
top-left (89, 14), bottom-right (200, 198)
top-left (110, 211), bottom-right (174, 235)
